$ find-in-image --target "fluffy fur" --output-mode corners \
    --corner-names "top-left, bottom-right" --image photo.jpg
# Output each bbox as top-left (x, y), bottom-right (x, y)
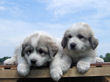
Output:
top-left (50, 23), bottom-right (104, 81)
top-left (4, 32), bottom-right (58, 76)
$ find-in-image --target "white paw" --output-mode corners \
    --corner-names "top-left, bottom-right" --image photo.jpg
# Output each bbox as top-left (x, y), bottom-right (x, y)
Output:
top-left (50, 68), bottom-right (63, 81)
top-left (77, 61), bottom-right (90, 74)
top-left (17, 64), bottom-right (30, 77)
top-left (96, 57), bottom-right (104, 63)
top-left (4, 58), bottom-right (15, 65)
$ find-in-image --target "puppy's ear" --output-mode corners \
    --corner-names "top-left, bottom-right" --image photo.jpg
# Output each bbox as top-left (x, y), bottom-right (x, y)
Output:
top-left (21, 44), bottom-right (25, 57)
top-left (48, 41), bottom-right (58, 59)
top-left (61, 36), bottom-right (68, 48)
top-left (89, 36), bottom-right (98, 50)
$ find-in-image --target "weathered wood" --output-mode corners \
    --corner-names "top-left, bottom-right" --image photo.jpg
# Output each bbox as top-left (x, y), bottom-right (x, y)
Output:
top-left (91, 62), bottom-right (110, 67)
top-left (0, 65), bottom-right (110, 78)
top-left (0, 79), bottom-right (17, 82)
top-left (64, 66), bottom-right (110, 78)
top-left (1, 62), bottom-right (110, 69)
top-left (0, 63), bottom-right (110, 82)
top-left (105, 77), bottom-right (110, 82)
top-left (0, 65), bottom-right (16, 70)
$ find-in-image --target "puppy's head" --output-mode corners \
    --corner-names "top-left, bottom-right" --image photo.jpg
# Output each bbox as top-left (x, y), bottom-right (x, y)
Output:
top-left (62, 23), bottom-right (98, 52)
top-left (21, 32), bottom-right (58, 67)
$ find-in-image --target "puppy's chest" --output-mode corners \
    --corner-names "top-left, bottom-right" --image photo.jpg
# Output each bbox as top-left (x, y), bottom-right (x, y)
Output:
top-left (69, 53), bottom-right (87, 62)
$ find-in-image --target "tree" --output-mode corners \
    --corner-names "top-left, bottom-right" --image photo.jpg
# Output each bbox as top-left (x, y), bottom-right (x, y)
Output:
top-left (100, 53), bottom-right (110, 62)
top-left (0, 56), bottom-right (10, 64)
top-left (100, 55), bottom-right (104, 59)
top-left (104, 53), bottom-right (110, 62)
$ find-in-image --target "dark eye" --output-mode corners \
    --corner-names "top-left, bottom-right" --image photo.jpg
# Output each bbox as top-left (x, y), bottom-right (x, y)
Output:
top-left (26, 50), bottom-right (32, 55)
top-left (77, 34), bottom-right (84, 39)
top-left (38, 49), bottom-right (44, 54)
top-left (68, 35), bottom-right (72, 38)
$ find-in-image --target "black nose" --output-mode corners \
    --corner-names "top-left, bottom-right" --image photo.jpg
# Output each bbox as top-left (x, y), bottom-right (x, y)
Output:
top-left (31, 59), bottom-right (36, 64)
top-left (70, 43), bottom-right (76, 49)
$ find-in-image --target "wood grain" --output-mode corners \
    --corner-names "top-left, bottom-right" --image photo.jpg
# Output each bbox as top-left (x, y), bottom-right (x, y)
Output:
top-left (0, 65), bottom-right (110, 78)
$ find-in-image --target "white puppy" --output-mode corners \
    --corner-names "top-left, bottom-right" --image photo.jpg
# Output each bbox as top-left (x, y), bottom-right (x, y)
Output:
top-left (50, 23), bottom-right (104, 81)
top-left (4, 32), bottom-right (58, 76)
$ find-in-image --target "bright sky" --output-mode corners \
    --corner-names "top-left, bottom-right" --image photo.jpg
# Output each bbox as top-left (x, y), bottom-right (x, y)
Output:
top-left (0, 0), bottom-right (110, 57)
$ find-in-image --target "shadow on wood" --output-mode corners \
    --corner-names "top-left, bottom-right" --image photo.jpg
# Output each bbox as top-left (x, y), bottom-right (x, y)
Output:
top-left (17, 77), bottom-right (107, 82)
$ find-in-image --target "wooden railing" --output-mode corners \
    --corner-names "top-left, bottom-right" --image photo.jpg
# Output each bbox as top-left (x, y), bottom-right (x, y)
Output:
top-left (0, 62), bottom-right (110, 82)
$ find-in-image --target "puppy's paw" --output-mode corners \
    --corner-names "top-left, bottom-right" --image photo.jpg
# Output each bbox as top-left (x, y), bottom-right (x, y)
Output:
top-left (77, 61), bottom-right (90, 74)
top-left (50, 68), bottom-right (63, 81)
top-left (17, 64), bottom-right (30, 77)
top-left (96, 57), bottom-right (104, 63)
top-left (4, 58), bottom-right (15, 65)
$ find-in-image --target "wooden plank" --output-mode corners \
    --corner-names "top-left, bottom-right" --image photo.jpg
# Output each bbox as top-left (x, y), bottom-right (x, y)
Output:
top-left (105, 77), bottom-right (110, 82)
top-left (91, 62), bottom-right (110, 67)
top-left (0, 62), bottom-right (110, 69)
top-left (0, 65), bottom-right (16, 70)
top-left (0, 66), bottom-right (110, 79)
top-left (0, 79), bottom-right (17, 82)
top-left (63, 66), bottom-right (110, 78)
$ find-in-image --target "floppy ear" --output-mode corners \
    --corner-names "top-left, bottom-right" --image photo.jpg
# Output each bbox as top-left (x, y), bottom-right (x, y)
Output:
top-left (48, 41), bottom-right (58, 59)
top-left (14, 45), bottom-right (23, 58)
top-left (89, 36), bottom-right (98, 50)
top-left (21, 44), bottom-right (25, 57)
top-left (61, 36), bottom-right (68, 48)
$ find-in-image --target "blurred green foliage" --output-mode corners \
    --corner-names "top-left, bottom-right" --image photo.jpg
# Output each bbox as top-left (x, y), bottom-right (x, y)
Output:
top-left (0, 56), bottom-right (10, 64)
top-left (100, 53), bottom-right (110, 62)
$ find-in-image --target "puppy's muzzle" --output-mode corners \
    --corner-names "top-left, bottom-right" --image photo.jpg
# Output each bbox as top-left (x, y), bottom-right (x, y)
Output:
top-left (31, 59), bottom-right (37, 65)
top-left (70, 43), bottom-right (76, 49)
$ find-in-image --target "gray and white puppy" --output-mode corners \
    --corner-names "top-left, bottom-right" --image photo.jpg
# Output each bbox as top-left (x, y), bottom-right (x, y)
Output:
top-left (4, 32), bottom-right (58, 76)
top-left (50, 23), bottom-right (104, 81)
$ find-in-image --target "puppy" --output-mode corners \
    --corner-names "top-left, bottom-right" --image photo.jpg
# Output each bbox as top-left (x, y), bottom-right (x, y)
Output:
top-left (50, 23), bottom-right (104, 81)
top-left (4, 32), bottom-right (58, 76)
